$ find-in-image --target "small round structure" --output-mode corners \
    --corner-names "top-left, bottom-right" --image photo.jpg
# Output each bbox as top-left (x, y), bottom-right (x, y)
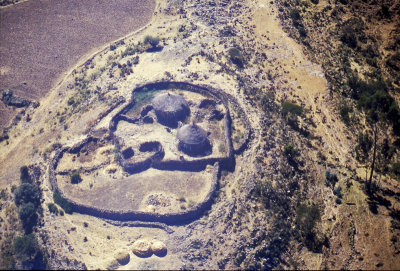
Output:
top-left (114, 251), bottom-right (130, 265)
top-left (151, 240), bottom-right (167, 257)
top-left (152, 93), bottom-right (189, 127)
top-left (132, 239), bottom-right (152, 257)
top-left (177, 123), bottom-right (212, 157)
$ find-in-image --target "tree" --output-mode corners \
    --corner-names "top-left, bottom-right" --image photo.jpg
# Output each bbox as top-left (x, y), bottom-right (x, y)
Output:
top-left (20, 166), bottom-right (31, 183)
top-left (13, 234), bottom-right (39, 262)
top-left (351, 77), bottom-right (400, 193)
top-left (14, 183), bottom-right (40, 207)
top-left (18, 203), bottom-right (38, 233)
top-left (70, 171), bottom-right (82, 184)
top-left (53, 191), bottom-right (73, 214)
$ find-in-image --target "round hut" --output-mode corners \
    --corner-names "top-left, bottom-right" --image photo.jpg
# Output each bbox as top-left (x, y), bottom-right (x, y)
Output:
top-left (177, 123), bottom-right (211, 156)
top-left (151, 93), bottom-right (190, 127)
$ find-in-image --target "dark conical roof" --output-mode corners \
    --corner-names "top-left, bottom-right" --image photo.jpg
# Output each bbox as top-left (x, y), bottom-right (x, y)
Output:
top-left (177, 123), bottom-right (207, 145)
top-left (152, 93), bottom-right (189, 114)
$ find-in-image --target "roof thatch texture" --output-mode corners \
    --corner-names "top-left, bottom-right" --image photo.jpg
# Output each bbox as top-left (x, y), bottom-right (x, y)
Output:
top-left (177, 123), bottom-right (207, 145)
top-left (152, 93), bottom-right (189, 114)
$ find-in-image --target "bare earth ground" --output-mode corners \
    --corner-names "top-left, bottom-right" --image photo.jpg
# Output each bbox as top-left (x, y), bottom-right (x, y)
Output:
top-left (0, 0), bottom-right (399, 270)
top-left (0, 0), bottom-right (155, 127)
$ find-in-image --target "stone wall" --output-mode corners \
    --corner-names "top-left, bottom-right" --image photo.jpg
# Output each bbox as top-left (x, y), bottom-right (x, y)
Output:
top-left (49, 156), bottom-right (220, 225)
top-left (48, 81), bottom-right (251, 224)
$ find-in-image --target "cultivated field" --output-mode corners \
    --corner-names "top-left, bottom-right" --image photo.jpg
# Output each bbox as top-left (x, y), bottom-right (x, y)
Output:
top-left (0, 0), bottom-right (155, 127)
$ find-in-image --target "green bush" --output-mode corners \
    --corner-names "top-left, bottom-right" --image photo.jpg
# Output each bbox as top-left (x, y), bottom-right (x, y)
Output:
top-left (18, 203), bottom-right (38, 232)
top-left (20, 166), bottom-right (31, 184)
top-left (47, 203), bottom-right (58, 215)
top-left (298, 26), bottom-right (307, 37)
top-left (70, 171), bottom-right (82, 184)
top-left (325, 170), bottom-right (338, 188)
top-left (53, 191), bottom-right (72, 214)
top-left (228, 47), bottom-right (244, 68)
top-left (144, 35), bottom-right (160, 48)
top-left (341, 25), bottom-right (358, 48)
top-left (13, 234), bottom-right (40, 261)
top-left (339, 103), bottom-right (352, 125)
top-left (14, 183), bottom-right (40, 207)
top-left (289, 9), bottom-right (301, 21)
top-left (121, 45), bottom-right (136, 58)
top-left (284, 144), bottom-right (300, 160)
top-left (281, 101), bottom-right (303, 118)
top-left (333, 186), bottom-right (343, 198)
top-left (296, 203), bottom-right (323, 252)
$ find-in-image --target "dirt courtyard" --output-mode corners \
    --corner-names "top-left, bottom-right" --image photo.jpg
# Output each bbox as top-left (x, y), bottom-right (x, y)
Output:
top-left (0, 0), bottom-right (155, 127)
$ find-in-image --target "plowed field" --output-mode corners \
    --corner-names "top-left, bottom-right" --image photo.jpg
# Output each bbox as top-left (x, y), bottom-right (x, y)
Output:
top-left (0, 0), bottom-right (155, 127)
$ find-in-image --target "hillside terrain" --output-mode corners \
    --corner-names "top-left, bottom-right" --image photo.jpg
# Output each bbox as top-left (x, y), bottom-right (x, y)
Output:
top-left (0, 0), bottom-right (399, 270)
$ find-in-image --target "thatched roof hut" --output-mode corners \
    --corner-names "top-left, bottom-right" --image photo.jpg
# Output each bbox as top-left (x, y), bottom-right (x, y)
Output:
top-left (177, 123), bottom-right (211, 156)
top-left (152, 93), bottom-right (189, 127)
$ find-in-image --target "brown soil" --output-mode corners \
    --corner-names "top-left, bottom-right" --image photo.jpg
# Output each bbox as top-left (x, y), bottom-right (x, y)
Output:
top-left (0, 0), bottom-right (155, 127)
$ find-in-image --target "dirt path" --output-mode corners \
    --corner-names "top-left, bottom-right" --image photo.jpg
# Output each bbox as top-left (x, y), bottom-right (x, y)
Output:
top-left (0, 0), bottom-right (155, 127)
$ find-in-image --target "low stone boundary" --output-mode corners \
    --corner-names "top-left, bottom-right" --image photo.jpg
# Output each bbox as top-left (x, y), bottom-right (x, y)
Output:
top-left (49, 157), bottom-right (220, 225)
top-left (104, 220), bottom-right (174, 234)
top-left (48, 81), bottom-right (251, 224)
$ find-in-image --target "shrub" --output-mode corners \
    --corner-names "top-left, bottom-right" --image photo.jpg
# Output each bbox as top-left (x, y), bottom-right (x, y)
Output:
top-left (381, 4), bottom-right (390, 18)
top-left (53, 191), bottom-right (72, 214)
top-left (70, 171), bottom-right (82, 184)
top-left (18, 202), bottom-right (38, 232)
top-left (341, 26), bottom-right (358, 48)
top-left (67, 97), bottom-right (75, 106)
top-left (14, 183), bottom-right (40, 207)
top-left (386, 53), bottom-right (400, 71)
top-left (355, 132), bottom-right (373, 163)
top-left (284, 144), bottom-right (300, 160)
top-left (289, 9), bottom-right (301, 22)
top-left (281, 101), bottom-right (303, 118)
top-left (20, 166), bottom-right (31, 183)
top-left (121, 46), bottom-right (136, 58)
top-left (47, 203), bottom-right (58, 215)
top-left (333, 186), bottom-right (343, 198)
top-left (143, 35), bottom-right (160, 48)
top-left (339, 103), bottom-right (352, 125)
top-left (296, 203), bottom-right (323, 252)
top-left (228, 47), bottom-right (244, 68)
top-left (218, 143), bottom-right (226, 153)
top-left (325, 170), bottom-right (338, 188)
top-left (392, 162), bottom-right (400, 178)
top-left (13, 234), bottom-right (40, 261)
top-left (296, 204), bottom-right (320, 233)
top-left (298, 26), bottom-right (307, 37)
